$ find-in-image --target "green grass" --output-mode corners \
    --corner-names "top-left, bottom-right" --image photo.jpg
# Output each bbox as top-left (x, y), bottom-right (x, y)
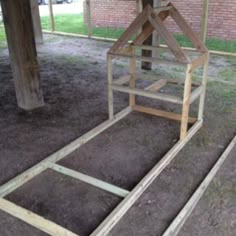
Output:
top-left (1, 14), bottom-right (236, 53)
top-left (41, 14), bottom-right (124, 39)
top-left (174, 34), bottom-right (236, 53)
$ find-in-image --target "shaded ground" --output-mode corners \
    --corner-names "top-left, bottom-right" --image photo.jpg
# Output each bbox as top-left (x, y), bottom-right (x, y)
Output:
top-left (0, 34), bottom-right (235, 236)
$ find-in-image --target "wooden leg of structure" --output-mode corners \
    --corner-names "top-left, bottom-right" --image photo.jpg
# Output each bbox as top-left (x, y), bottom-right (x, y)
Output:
top-left (107, 55), bottom-right (114, 120)
top-left (90, 120), bottom-right (203, 236)
top-left (180, 64), bottom-right (193, 140)
top-left (129, 50), bottom-right (136, 107)
top-left (198, 54), bottom-right (209, 121)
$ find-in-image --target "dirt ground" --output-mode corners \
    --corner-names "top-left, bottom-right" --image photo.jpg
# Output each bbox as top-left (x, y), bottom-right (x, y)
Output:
top-left (0, 34), bottom-right (235, 236)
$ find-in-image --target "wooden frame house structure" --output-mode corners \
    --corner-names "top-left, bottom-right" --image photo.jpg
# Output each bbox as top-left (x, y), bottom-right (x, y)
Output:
top-left (108, 3), bottom-right (209, 140)
top-left (0, 3), bottom-right (214, 236)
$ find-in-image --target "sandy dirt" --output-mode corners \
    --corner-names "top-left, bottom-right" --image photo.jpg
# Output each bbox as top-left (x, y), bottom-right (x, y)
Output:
top-left (0, 34), bottom-right (235, 236)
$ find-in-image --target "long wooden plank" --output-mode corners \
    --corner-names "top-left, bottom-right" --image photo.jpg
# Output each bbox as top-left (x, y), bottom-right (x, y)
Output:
top-left (111, 84), bottom-right (183, 104)
top-left (190, 53), bottom-right (208, 70)
top-left (168, 3), bottom-right (207, 53)
top-left (144, 79), bottom-right (167, 92)
top-left (91, 120), bottom-right (203, 236)
top-left (133, 10), bottom-right (169, 46)
top-left (148, 12), bottom-right (189, 63)
top-left (162, 135), bottom-right (236, 236)
top-left (0, 107), bottom-right (132, 197)
top-left (201, 0), bottom-right (209, 43)
top-left (133, 105), bottom-right (196, 124)
top-left (109, 6), bottom-right (150, 53)
top-left (50, 164), bottom-right (130, 198)
top-left (113, 75), bottom-right (130, 85)
top-left (0, 198), bottom-right (78, 236)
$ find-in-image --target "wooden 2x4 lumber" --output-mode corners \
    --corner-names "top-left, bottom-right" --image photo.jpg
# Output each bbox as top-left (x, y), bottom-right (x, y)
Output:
top-left (168, 3), bottom-right (208, 53)
top-left (133, 105), bottom-right (197, 124)
top-left (180, 64), bottom-right (193, 140)
top-left (148, 12), bottom-right (189, 63)
top-left (162, 135), bottom-right (236, 236)
top-left (0, 107), bottom-right (132, 198)
top-left (190, 86), bottom-right (203, 104)
top-left (113, 75), bottom-right (130, 85)
top-left (109, 6), bottom-right (150, 53)
top-left (133, 8), bottom-right (169, 46)
top-left (49, 164), bottom-right (130, 198)
top-left (144, 79), bottom-right (167, 92)
top-left (190, 53), bottom-right (208, 70)
top-left (109, 52), bottom-right (187, 66)
top-left (153, 5), bottom-right (173, 13)
top-left (0, 198), bottom-right (78, 236)
top-left (111, 84), bottom-right (183, 104)
top-left (90, 120), bottom-right (203, 236)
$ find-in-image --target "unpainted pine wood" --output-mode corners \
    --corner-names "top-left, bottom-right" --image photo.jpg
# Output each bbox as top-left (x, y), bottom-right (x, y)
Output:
top-left (107, 55), bottom-right (114, 119)
top-left (198, 53), bottom-right (209, 120)
top-left (133, 10), bottom-right (169, 46)
top-left (144, 79), bottom-right (167, 91)
top-left (0, 198), bottom-right (78, 236)
top-left (90, 120), bottom-right (203, 236)
top-left (109, 5), bottom-right (150, 53)
top-left (48, 0), bottom-right (55, 31)
top-left (190, 53), bottom-right (208, 70)
top-left (111, 84), bottom-right (183, 104)
top-left (113, 75), bottom-right (130, 85)
top-left (168, 2), bottom-right (208, 53)
top-left (180, 64), bottom-right (193, 140)
top-left (30, 0), bottom-right (43, 44)
top-left (133, 105), bottom-right (197, 124)
top-left (0, 107), bottom-right (132, 197)
top-left (148, 11), bottom-right (189, 63)
top-left (189, 85), bottom-right (203, 104)
top-left (129, 49), bottom-right (136, 106)
top-left (50, 164), bottom-right (130, 198)
top-left (201, 0), bottom-right (209, 43)
top-left (1, 0), bottom-right (44, 110)
top-left (141, 0), bottom-right (153, 70)
top-left (163, 135), bottom-right (236, 236)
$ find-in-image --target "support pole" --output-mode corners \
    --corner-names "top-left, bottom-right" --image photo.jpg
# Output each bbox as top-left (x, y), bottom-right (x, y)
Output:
top-left (201, 0), bottom-right (209, 43)
top-left (152, 0), bottom-right (162, 58)
top-left (141, 0), bottom-right (153, 70)
top-left (30, 0), bottom-right (43, 44)
top-left (48, 0), bottom-right (55, 32)
top-left (1, 0), bottom-right (44, 110)
top-left (86, 0), bottom-right (92, 38)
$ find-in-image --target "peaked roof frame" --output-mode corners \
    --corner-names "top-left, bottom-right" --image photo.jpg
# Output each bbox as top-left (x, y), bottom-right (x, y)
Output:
top-left (109, 3), bottom-right (208, 63)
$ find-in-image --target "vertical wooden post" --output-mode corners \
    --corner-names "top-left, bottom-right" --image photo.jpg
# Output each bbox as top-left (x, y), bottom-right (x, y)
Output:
top-left (86, 0), bottom-right (92, 38)
top-left (201, 0), bottom-right (209, 43)
top-left (30, 0), bottom-right (43, 44)
top-left (198, 54), bottom-right (209, 121)
top-left (107, 55), bottom-right (114, 120)
top-left (48, 0), bottom-right (55, 32)
top-left (129, 48), bottom-right (136, 107)
top-left (180, 64), bottom-right (193, 140)
top-left (141, 0), bottom-right (153, 70)
top-left (1, 0), bottom-right (44, 110)
top-left (152, 0), bottom-right (162, 58)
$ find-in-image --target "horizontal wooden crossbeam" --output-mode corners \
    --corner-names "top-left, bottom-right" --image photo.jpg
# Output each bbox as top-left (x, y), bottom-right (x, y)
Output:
top-left (111, 84), bottom-right (183, 104)
top-left (49, 164), bottom-right (130, 198)
top-left (133, 105), bottom-right (197, 124)
top-left (0, 107), bottom-right (132, 198)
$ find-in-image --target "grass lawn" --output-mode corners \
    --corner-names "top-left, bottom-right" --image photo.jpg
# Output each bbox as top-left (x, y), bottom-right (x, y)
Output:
top-left (0, 14), bottom-right (236, 53)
